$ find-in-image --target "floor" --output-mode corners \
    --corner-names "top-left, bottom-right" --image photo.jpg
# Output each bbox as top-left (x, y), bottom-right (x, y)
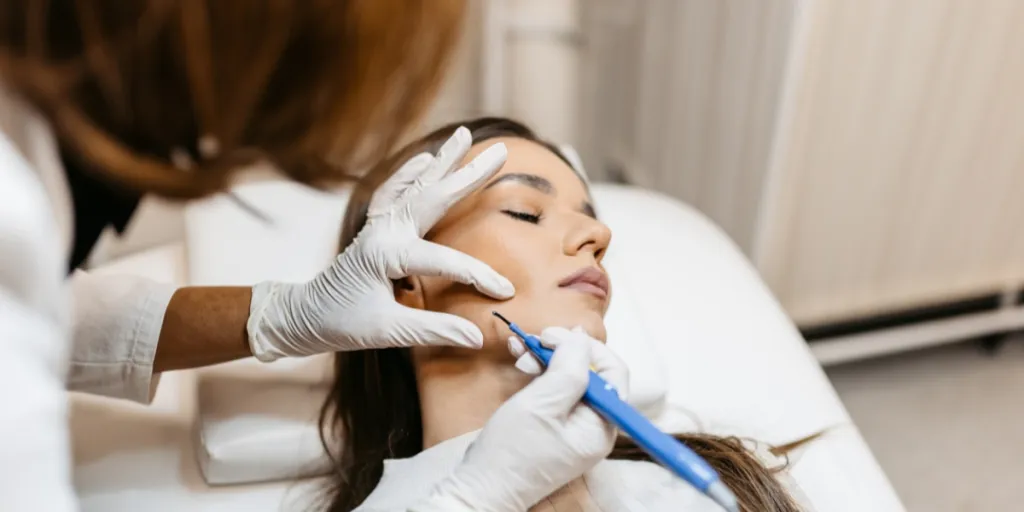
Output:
top-left (826, 338), bottom-right (1024, 512)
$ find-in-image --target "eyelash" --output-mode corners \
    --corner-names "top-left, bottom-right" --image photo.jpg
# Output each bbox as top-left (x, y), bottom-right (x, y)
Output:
top-left (501, 209), bottom-right (541, 224)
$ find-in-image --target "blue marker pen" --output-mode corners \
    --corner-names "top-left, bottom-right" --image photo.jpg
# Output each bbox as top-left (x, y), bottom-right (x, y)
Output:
top-left (493, 312), bottom-right (739, 512)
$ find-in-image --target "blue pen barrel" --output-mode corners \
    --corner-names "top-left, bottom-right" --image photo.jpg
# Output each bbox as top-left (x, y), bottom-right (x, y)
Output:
top-left (526, 332), bottom-right (721, 490)
top-left (495, 314), bottom-right (737, 511)
top-left (493, 319), bottom-right (729, 507)
top-left (582, 373), bottom-right (720, 491)
top-left (514, 328), bottom-right (720, 489)
top-left (529, 339), bottom-right (555, 365)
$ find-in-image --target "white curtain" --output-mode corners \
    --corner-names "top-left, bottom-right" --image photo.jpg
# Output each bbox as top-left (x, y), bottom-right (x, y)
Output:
top-left (580, 0), bottom-right (798, 255)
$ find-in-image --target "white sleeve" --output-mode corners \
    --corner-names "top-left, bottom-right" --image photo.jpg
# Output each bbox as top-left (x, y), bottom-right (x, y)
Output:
top-left (0, 289), bottom-right (78, 512)
top-left (67, 270), bottom-right (176, 403)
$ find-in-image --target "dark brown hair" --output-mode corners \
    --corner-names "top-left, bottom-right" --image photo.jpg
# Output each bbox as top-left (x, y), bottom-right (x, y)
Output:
top-left (0, 0), bottom-right (464, 198)
top-left (319, 117), bottom-right (810, 511)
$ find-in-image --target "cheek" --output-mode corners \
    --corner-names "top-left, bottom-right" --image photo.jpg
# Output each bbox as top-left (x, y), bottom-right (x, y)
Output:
top-left (432, 222), bottom-right (545, 296)
top-left (419, 227), bottom-right (543, 326)
top-left (422, 222), bottom-right (608, 349)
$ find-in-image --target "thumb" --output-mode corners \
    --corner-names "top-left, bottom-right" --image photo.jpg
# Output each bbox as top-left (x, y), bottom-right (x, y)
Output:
top-left (586, 339), bottom-right (630, 402)
top-left (401, 240), bottom-right (515, 299)
top-left (508, 336), bottom-right (544, 375)
top-left (516, 336), bottom-right (592, 413)
top-left (382, 305), bottom-right (485, 349)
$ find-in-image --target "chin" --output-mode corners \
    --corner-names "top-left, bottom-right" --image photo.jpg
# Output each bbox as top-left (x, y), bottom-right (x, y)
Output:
top-left (560, 299), bottom-right (608, 341)
top-left (522, 308), bottom-right (607, 342)
top-left (580, 315), bottom-right (608, 342)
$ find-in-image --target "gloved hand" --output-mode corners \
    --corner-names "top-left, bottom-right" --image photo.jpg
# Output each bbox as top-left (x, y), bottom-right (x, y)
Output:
top-left (411, 327), bottom-right (629, 512)
top-left (247, 127), bottom-right (514, 361)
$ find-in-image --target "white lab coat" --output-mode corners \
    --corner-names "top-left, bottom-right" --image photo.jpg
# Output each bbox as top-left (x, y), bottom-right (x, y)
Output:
top-left (0, 85), bottom-right (176, 509)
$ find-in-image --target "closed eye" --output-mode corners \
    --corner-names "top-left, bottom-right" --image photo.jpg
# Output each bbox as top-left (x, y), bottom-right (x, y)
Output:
top-left (501, 209), bottom-right (541, 224)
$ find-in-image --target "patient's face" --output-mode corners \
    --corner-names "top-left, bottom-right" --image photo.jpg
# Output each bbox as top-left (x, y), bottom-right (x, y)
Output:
top-left (397, 136), bottom-right (612, 358)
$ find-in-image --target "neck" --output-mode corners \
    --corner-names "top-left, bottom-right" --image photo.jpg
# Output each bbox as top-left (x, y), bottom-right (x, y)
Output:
top-left (416, 351), bottom-right (532, 449)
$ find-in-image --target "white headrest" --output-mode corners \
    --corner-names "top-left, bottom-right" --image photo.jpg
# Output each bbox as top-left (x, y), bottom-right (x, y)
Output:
top-left (195, 378), bottom-right (329, 485)
top-left (185, 180), bottom-right (352, 286)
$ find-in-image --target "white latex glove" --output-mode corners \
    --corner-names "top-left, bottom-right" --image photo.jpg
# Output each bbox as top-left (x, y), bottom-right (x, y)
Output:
top-left (411, 327), bottom-right (630, 512)
top-left (247, 127), bottom-right (514, 361)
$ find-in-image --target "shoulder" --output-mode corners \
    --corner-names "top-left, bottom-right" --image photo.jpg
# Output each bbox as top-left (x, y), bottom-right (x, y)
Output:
top-left (356, 431), bottom-right (478, 511)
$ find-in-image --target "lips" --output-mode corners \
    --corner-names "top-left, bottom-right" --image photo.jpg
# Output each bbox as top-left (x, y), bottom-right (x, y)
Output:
top-left (558, 267), bottom-right (610, 299)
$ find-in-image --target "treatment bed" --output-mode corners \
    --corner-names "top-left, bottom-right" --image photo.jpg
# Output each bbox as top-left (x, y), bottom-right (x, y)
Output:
top-left (71, 181), bottom-right (905, 511)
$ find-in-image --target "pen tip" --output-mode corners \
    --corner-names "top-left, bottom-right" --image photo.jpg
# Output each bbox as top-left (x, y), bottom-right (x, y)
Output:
top-left (491, 311), bottom-right (511, 326)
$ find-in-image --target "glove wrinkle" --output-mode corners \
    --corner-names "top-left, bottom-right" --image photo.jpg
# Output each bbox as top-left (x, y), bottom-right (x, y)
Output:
top-left (242, 127), bottom-right (512, 357)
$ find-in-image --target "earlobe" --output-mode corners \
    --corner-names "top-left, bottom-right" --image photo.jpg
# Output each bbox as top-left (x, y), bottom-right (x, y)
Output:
top-left (394, 276), bottom-right (426, 309)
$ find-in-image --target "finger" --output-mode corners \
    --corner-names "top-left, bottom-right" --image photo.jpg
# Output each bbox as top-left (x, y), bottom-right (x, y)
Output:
top-left (382, 305), bottom-right (484, 349)
top-left (514, 353), bottom-right (544, 375)
top-left (565, 401), bottom-right (617, 455)
top-left (508, 336), bottom-right (544, 374)
top-left (398, 240), bottom-right (514, 299)
top-left (540, 326), bottom-right (628, 401)
top-left (413, 143), bottom-right (507, 234)
top-left (587, 338), bottom-right (630, 402)
top-left (507, 335), bottom-right (528, 358)
top-left (368, 152), bottom-right (432, 214)
top-left (537, 326), bottom-right (576, 349)
top-left (535, 328), bottom-right (620, 445)
top-left (421, 126), bottom-right (472, 185)
top-left (518, 336), bottom-right (592, 410)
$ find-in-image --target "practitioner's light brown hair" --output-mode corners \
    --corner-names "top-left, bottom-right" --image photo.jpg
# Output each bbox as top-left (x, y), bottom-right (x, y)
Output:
top-left (319, 117), bottom-right (815, 511)
top-left (0, 0), bottom-right (464, 198)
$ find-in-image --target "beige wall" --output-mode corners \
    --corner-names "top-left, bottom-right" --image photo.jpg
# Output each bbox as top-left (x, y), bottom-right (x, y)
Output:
top-left (580, 0), bottom-right (798, 252)
top-left (756, 0), bottom-right (1024, 324)
top-left (428, 0), bottom-right (582, 143)
top-left (422, 0), bottom-right (485, 127)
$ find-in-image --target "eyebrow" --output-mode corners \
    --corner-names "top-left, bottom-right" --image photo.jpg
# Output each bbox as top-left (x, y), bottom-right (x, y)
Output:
top-left (485, 173), bottom-right (553, 194)
top-left (485, 172), bottom-right (597, 219)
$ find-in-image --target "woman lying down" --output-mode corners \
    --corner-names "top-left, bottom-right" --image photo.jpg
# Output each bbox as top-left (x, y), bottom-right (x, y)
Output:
top-left (318, 118), bottom-right (814, 511)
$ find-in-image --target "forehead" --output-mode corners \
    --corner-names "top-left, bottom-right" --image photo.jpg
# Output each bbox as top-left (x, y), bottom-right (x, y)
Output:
top-left (461, 136), bottom-right (588, 198)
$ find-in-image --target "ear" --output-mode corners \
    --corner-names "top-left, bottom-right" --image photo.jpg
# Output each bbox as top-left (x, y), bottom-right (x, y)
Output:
top-left (394, 276), bottom-right (426, 309)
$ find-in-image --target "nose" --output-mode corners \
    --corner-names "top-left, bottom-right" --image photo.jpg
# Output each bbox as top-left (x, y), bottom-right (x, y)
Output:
top-left (564, 218), bottom-right (612, 262)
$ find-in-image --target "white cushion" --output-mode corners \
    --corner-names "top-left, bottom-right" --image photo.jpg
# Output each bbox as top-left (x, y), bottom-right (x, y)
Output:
top-left (591, 185), bottom-right (903, 511)
top-left (593, 186), bottom-right (847, 436)
top-left (184, 180), bottom-right (351, 287)
top-left (195, 378), bottom-right (328, 485)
